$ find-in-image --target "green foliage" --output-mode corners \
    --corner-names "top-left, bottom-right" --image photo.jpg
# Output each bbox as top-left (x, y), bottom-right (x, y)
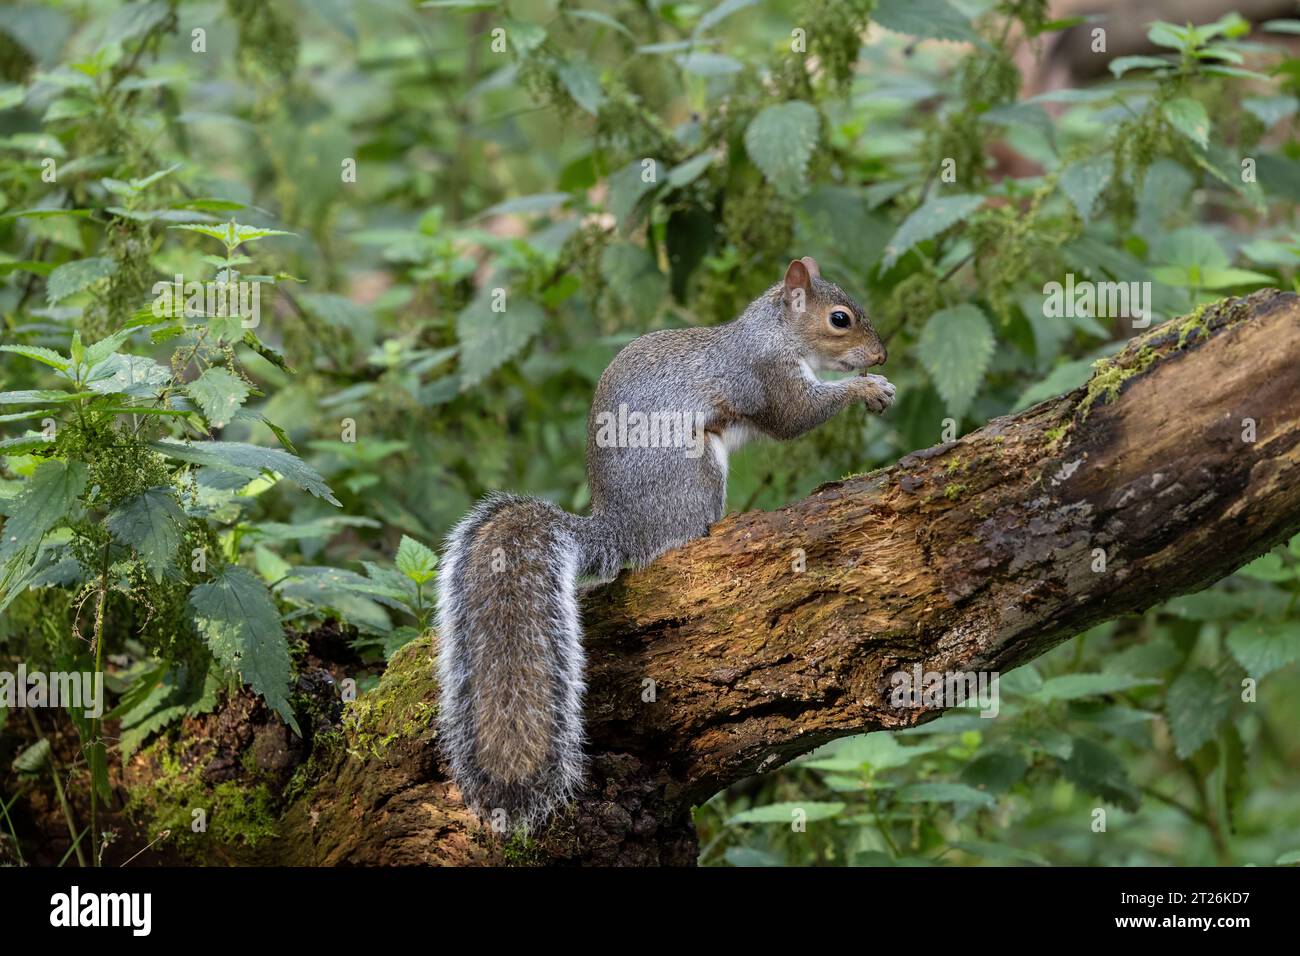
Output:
top-left (1, 0), bottom-right (1297, 867)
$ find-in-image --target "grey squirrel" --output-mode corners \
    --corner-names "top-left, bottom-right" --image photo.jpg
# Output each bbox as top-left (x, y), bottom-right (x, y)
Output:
top-left (436, 257), bottom-right (894, 829)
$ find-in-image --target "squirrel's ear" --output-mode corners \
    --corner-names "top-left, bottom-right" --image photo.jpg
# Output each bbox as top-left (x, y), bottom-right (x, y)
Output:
top-left (799, 256), bottom-right (821, 278)
top-left (783, 259), bottom-right (812, 294)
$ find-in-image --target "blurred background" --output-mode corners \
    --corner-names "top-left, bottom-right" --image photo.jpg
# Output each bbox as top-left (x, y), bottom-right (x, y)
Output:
top-left (1, 0), bottom-right (1298, 866)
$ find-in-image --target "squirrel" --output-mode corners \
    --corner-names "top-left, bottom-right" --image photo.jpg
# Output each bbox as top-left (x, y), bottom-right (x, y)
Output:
top-left (436, 256), bottom-right (894, 829)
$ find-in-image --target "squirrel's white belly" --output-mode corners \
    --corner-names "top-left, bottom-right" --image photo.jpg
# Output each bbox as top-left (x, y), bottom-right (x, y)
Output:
top-left (708, 422), bottom-right (759, 480)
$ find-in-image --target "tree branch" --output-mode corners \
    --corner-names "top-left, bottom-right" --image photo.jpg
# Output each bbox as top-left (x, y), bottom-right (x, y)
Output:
top-left (148, 290), bottom-right (1300, 865)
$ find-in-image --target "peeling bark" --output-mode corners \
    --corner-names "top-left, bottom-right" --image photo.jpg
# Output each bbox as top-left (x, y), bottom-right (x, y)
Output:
top-left (126, 290), bottom-right (1300, 865)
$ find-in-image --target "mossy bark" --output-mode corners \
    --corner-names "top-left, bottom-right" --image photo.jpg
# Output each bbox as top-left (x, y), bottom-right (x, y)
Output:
top-left (125, 290), bottom-right (1300, 866)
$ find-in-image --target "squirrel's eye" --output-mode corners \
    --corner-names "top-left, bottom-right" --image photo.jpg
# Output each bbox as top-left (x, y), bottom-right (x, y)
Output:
top-left (829, 310), bottom-right (852, 329)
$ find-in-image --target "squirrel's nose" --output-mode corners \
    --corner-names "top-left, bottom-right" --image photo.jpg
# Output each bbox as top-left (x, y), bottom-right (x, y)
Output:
top-left (867, 344), bottom-right (887, 366)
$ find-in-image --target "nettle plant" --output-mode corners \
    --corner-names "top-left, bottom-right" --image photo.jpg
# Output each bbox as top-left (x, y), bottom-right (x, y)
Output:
top-left (0, 213), bottom-right (437, 859)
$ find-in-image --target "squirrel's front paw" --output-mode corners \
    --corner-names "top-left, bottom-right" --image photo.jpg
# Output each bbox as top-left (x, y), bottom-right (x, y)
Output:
top-left (858, 373), bottom-right (896, 413)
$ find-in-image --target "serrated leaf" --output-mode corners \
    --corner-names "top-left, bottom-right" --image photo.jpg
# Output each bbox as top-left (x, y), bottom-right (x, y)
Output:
top-left (880, 193), bottom-right (982, 270)
top-left (83, 326), bottom-right (136, 368)
top-left (395, 535), bottom-right (438, 584)
top-left (915, 304), bottom-right (995, 418)
top-left (1060, 737), bottom-right (1139, 810)
top-left (873, 0), bottom-right (981, 44)
top-left (0, 459), bottom-right (87, 562)
top-left (169, 222), bottom-right (295, 247)
top-left (0, 345), bottom-right (71, 371)
top-left (1166, 668), bottom-right (1232, 759)
top-left (744, 101), bottom-right (820, 198)
top-left (105, 487), bottom-right (186, 582)
top-left (84, 353), bottom-right (172, 396)
top-left (46, 257), bottom-right (117, 305)
top-left (1163, 98), bottom-right (1210, 150)
top-left (150, 439), bottom-right (339, 505)
top-left (455, 293), bottom-right (545, 389)
top-left (1059, 155), bottom-right (1113, 221)
top-left (1225, 620), bottom-right (1300, 678)
top-left (186, 367), bottom-right (251, 428)
top-left (188, 567), bottom-right (299, 733)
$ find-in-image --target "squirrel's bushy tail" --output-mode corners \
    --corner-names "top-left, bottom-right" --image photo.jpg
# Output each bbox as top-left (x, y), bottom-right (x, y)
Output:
top-left (436, 492), bottom-right (606, 830)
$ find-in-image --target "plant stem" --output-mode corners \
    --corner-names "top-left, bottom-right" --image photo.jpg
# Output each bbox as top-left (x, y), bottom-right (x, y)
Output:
top-left (89, 534), bottom-right (111, 867)
top-left (25, 710), bottom-right (86, 867)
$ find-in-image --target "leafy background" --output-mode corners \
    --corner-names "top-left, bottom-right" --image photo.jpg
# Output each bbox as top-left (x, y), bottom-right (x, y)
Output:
top-left (0, 0), bottom-right (1298, 866)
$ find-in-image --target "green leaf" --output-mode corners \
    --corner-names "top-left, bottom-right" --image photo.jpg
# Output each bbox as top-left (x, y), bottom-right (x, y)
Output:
top-left (1108, 55), bottom-right (1173, 78)
top-left (1060, 737), bottom-right (1139, 810)
top-left (188, 567), bottom-right (299, 733)
top-left (1165, 668), bottom-right (1233, 759)
top-left (960, 751), bottom-right (1028, 794)
top-left (45, 257), bottom-right (117, 304)
top-left (555, 60), bottom-right (603, 114)
top-left (186, 367), bottom-right (251, 428)
top-left (83, 327), bottom-right (136, 368)
top-left (915, 304), bottom-right (995, 418)
top-left (666, 153), bottom-right (715, 189)
top-left (0, 345), bottom-right (71, 371)
top-left (150, 439), bottom-right (340, 505)
top-left (395, 535), bottom-right (437, 585)
top-left (873, 0), bottom-right (981, 44)
top-left (608, 159), bottom-right (662, 228)
top-left (0, 459), bottom-right (87, 561)
top-left (170, 222), bottom-right (295, 246)
top-left (1276, 850), bottom-right (1300, 865)
top-left (1225, 620), bottom-right (1300, 678)
top-left (744, 101), bottom-right (820, 198)
top-left (896, 782), bottom-right (996, 806)
top-left (564, 9), bottom-right (634, 39)
top-left (600, 243), bottom-right (666, 324)
top-left (455, 293), bottom-right (545, 389)
top-left (1035, 673), bottom-right (1160, 701)
top-left (99, 0), bottom-right (171, 47)
top-left (1237, 551), bottom-right (1291, 582)
top-left (105, 487), bottom-right (187, 582)
top-left (675, 52), bottom-right (743, 75)
top-left (726, 801), bottom-right (845, 824)
top-left (949, 840), bottom-right (1049, 866)
top-left (13, 739), bottom-right (50, 775)
top-left (880, 193), bottom-right (982, 270)
top-left (1059, 155), bottom-right (1113, 222)
top-left (801, 732), bottom-right (941, 772)
top-left (84, 353), bottom-right (171, 396)
top-left (0, 390), bottom-right (79, 406)
top-left (695, 0), bottom-right (760, 35)
top-left (1163, 98), bottom-right (1210, 150)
